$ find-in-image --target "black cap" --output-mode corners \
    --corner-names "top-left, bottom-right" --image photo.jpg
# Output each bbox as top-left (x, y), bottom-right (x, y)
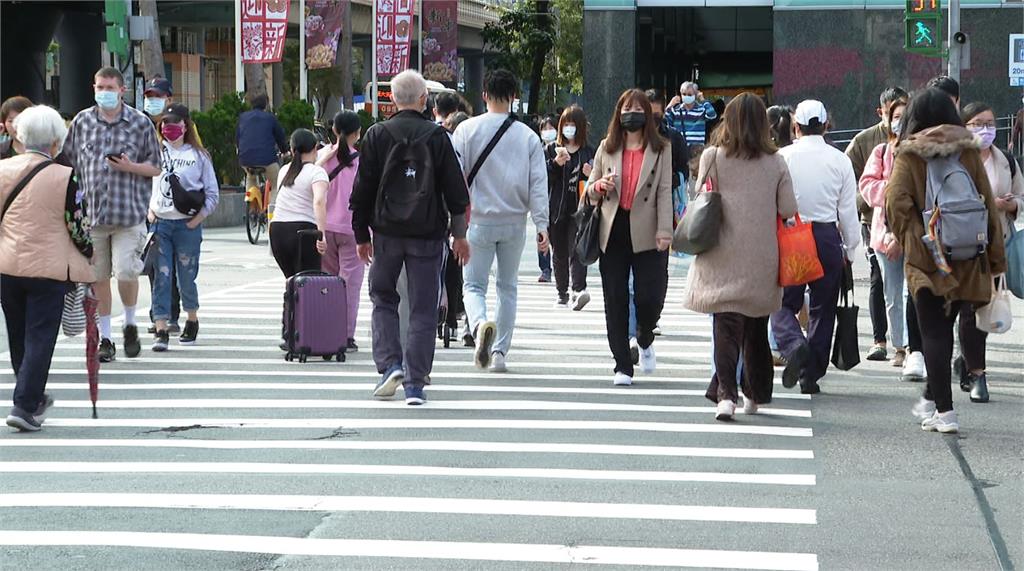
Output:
top-left (163, 103), bottom-right (190, 122)
top-left (144, 77), bottom-right (173, 97)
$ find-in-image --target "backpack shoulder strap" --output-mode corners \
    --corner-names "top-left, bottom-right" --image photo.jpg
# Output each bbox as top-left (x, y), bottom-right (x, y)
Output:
top-left (1, 159), bottom-right (55, 223)
top-left (467, 115), bottom-right (515, 189)
top-left (999, 147), bottom-right (1018, 179)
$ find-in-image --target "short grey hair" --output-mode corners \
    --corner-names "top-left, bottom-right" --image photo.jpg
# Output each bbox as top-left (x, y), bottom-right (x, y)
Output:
top-left (14, 105), bottom-right (68, 154)
top-left (680, 81), bottom-right (699, 95)
top-left (391, 70), bottom-right (428, 107)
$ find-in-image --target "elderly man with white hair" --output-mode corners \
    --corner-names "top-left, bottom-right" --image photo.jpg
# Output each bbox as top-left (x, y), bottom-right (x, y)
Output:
top-left (665, 81), bottom-right (718, 148)
top-left (350, 69), bottom-right (471, 406)
top-left (0, 105), bottom-right (94, 431)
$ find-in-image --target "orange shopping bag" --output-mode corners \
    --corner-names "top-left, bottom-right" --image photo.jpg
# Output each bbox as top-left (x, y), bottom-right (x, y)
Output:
top-left (778, 214), bottom-right (825, 287)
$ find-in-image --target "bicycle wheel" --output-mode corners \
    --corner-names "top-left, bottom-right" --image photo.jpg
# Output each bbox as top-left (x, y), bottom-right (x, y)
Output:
top-left (246, 202), bottom-right (262, 244)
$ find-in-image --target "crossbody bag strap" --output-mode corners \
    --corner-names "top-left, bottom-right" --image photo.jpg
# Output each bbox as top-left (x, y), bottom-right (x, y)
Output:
top-left (1, 159), bottom-right (54, 223)
top-left (698, 146), bottom-right (718, 192)
top-left (467, 115), bottom-right (515, 190)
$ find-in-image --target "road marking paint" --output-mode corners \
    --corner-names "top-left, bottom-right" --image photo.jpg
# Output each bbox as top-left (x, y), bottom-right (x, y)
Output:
top-left (0, 463), bottom-right (816, 486)
top-left (5, 382), bottom-right (809, 400)
top-left (0, 439), bottom-right (814, 459)
top-left (47, 399), bottom-right (812, 417)
top-left (0, 493), bottom-right (817, 523)
top-left (40, 418), bottom-right (813, 437)
top-left (0, 531), bottom-right (820, 569)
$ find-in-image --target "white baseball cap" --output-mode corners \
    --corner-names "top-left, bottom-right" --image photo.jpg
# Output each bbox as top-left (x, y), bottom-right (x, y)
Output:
top-left (794, 100), bottom-right (828, 126)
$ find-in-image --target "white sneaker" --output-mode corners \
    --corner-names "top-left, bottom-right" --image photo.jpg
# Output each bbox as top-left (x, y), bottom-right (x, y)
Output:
top-left (652, 324), bottom-right (662, 336)
top-left (613, 372), bottom-right (633, 386)
top-left (473, 321), bottom-right (497, 369)
top-left (489, 352), bottom-right (507, 373)
top-left (902, 351), bottom-right (927, 382)
top-left (715, 400), bottom-right (736, 421)
top-left (742, 397), bottom-right (759, 415)
top-left (572, 290), bottom-right (591, 311)
top-left (639, 344), bottom-right (656, 374)
top-left (911, 397), bottom-right (937, 421)
top-left (922, 410), bottom-right (959, 433)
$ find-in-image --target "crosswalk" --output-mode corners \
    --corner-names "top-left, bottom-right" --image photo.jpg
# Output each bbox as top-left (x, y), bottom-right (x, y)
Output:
top-left (1, 252), bottom-right (823, 570)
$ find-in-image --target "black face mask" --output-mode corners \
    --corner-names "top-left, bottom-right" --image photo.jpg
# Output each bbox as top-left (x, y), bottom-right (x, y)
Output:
top-left (620, 112), bottom-right (646, 132)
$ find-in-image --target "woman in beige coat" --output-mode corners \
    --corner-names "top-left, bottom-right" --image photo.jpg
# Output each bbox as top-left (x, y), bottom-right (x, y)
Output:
top-left (683, 93), bottom-right (799, 421)
top-left (0, 105), bottom-right (93, 432)
top-left (585, 88), bottom-right (673, 387)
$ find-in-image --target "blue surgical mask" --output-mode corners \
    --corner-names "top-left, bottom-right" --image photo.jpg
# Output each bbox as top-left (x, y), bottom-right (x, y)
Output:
top-left (95, 90), bottom-right (120, 110)
top-left (144, 97), bottom-right (167, 116)
top-left (681, 95), bottom-right (696, 105)
top-left (890, 119), bottom-right (901, 136)
top-left (0, 133), bottom-right (10, 154)
top-left (541, 129), bottom-right (557, 143)
top-left (562, 126), bottom-right (577, 140)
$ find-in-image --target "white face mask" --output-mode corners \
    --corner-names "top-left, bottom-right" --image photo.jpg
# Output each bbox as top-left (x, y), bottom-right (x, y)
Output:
top-left (541, 129), bottom-right (557, 143)
top-left (561, 126), bottom-right (577, 140)
top-left (681, 95), bottom-right (696, 105)
top-left (890, 119), bottom-right (902, 136)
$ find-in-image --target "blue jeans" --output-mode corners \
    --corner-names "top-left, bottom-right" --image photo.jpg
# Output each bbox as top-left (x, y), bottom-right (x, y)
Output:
top-left (152, 218), bottom-right (202, 322)
top-left (878, 253), bottom-right (907, 348)
top-left (627, 273), bottom-right (637, 339)
top-left (464, 222), bottom-right (528, 356)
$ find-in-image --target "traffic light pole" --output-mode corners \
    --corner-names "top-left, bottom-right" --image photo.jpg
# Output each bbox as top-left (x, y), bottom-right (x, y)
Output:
top-left (948, 0), bottom-right (960, 84)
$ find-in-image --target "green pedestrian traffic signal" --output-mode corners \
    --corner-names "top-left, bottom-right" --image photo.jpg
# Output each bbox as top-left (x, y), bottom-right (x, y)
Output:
top-left (905, 0), bottom-right (943, 56)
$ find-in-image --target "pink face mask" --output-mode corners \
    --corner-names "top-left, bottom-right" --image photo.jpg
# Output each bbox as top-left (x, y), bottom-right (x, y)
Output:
top-left (161, 123), bottom-right (186, 142)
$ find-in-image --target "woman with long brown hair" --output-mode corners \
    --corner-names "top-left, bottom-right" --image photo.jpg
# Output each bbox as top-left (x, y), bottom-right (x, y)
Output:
top-left (584, 89), bottom-right (673, 387)
top-left (683, 93), bottom-right (799, 421)
top-left (147, 103), bottom-right (220, 351)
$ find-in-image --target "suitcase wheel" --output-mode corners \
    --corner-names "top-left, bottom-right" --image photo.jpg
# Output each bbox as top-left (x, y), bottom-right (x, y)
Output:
top-left (284, 352), bottom-right (293, 362)
top-left (323, 355), bottom-right (333, 361)
top-left (299, 354), bottom-right (308, 363)
top-left (336, 351), bottom-right (346, 363)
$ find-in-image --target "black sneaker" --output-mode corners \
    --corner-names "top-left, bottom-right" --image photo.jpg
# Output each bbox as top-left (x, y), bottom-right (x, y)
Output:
top-left (123, 325), bottom-right (141, 358)
top-left (346, 338), bottom-right (359, 353)
top-left (152, 330), bottom-right (170, 352)
top-left (147, 324), bottom-right (157, 335)
top-left (462, 333), bottom-right (475, 348)
top-left (168, 322), bottom-right (181, 334)
top-left (179, 320), bottom-right (199, 345)
top-left (98, 338), bottom-right (117, 363)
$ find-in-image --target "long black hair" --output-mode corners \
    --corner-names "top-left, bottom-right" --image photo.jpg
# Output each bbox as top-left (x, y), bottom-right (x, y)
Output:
top-left (767, 105), bottom-right (794, 148)
top-left (281, 128), bottom-right (319, 188)
top-left (331, 111), bottom-right (361, 168)
top-left (898, 88), bottom-right (963, 145)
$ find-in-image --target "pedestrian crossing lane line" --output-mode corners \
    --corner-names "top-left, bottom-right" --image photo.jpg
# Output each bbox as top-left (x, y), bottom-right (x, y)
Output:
top-left (0, 531), bottom-right (819, 570)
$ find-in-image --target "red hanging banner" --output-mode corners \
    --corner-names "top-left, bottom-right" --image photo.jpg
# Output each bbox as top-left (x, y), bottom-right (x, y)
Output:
top-left (422, 0), bottom-right (458, 87)
top-left (305, 0), bottom-right (345, 70)
top-left (241, 0), bottom-right (291, 64)
top-left (375, 0), bottom-right (414, 78)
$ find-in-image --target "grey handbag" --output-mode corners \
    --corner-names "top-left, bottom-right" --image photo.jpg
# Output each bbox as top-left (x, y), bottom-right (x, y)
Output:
top-left (672, 147), bottom-right (722, 255)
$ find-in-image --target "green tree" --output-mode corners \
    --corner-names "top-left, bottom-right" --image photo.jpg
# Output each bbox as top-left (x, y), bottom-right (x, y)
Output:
top-left (282, 39), bottom-right (344, 120)
top-left (481, 0), bottom-right (554, 115)
top-left (543, 0), bottom-right (583, 108)
top-left (192, 93), bottom-right (250, 185)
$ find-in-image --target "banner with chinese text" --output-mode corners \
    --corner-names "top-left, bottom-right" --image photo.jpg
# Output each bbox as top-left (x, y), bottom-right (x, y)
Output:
top-left (375, 0), bottom-right (414, 77)
top-left (305, 0), bottom-right (345, 69)
top-left (422, 0), bottom-right (457, 86)
top-left (241, 0), bottom-right (291, 64)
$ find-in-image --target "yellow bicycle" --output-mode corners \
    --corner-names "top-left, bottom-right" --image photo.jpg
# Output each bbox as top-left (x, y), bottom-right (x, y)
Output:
top-left (243, 167), bottom-right (271, 245)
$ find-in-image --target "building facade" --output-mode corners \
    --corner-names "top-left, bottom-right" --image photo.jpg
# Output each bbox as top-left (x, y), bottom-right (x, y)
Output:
top-left (583, 0), bottom-right (1024, 141)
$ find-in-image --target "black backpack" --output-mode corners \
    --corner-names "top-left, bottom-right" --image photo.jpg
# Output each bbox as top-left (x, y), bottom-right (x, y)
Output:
top-left (374, 121), bottom-right (439, 231)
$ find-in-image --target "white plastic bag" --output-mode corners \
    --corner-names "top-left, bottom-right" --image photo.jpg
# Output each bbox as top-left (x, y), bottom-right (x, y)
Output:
top-left (976, 276), bottom-right (1013, 334)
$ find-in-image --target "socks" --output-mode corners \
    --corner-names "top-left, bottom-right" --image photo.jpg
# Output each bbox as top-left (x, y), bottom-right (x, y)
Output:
top-left (99, 315), bottom-right (112, 340)
top-left (123, 305), bottom-right (136, 326)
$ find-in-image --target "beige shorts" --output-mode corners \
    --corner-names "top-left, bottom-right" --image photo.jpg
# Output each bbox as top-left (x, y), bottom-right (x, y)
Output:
top-left (92, 223), bottom-right (147, 282)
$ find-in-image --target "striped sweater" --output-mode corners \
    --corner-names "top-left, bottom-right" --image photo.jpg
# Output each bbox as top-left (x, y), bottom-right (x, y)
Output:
top-left (664, 101), bottom-right (718, 146)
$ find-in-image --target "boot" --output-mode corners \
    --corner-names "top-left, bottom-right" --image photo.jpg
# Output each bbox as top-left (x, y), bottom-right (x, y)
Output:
top-left (969, 372), bottom-right (989, 404)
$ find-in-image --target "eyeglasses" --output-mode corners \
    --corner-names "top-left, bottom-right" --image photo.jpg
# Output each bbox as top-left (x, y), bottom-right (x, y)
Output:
top-left (966, 120), bottom-right (996, 129)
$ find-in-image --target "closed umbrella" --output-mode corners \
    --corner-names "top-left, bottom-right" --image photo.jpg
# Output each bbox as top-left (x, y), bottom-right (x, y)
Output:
top-left (83, 290), bottom-right (99, 418)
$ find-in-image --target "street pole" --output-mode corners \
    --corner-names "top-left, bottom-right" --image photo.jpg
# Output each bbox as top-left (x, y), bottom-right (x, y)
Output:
top-left (372, 0), bottom-right (378, 119)
top-left (417, 0), bottom-right (423, 73)
top-left (948, 0), bottom-right (961, 85)
top-left (299, 0), bottom-right (307, 102)
top-left (235, 0), bottom-right (244, 94)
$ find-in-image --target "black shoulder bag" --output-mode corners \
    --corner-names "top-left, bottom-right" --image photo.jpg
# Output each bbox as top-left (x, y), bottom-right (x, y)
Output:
top-left (466, 115), bottom-right (515, 189)
top-left (162, 147), bottom-right (206, 217)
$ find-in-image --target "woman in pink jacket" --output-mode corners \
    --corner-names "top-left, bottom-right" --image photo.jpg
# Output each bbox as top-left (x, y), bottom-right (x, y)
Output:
top-left (859, 97), bottom-right (913, 371)
top-left (315, 111), bottom-right (362, 352)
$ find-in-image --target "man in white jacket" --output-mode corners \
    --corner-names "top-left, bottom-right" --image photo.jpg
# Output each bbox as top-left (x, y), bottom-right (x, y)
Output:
top-left (452, 69), bottom-right (550, 372)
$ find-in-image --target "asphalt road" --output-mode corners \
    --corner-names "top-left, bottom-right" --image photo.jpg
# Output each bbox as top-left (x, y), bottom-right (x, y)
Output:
top-left (1, 226), bottom-right (1021, 571)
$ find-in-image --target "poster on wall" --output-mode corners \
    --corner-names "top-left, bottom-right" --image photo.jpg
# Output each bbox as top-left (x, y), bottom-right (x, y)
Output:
top-left (305, 0), bottom-right (346, 70)
top-left (241, 0), bottom-right (291, 64)
top-left (375, 0), bottom-right (414, 77)
top-left (422, 0), bottom-right (458, 87)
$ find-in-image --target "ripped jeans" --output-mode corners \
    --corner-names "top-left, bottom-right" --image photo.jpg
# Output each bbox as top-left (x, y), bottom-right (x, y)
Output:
top-left (151, 218), bottom-right (202, 322)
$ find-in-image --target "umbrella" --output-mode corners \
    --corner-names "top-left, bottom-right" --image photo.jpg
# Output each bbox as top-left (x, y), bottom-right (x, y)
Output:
top-left (83, 289), bottom-right (99, 419)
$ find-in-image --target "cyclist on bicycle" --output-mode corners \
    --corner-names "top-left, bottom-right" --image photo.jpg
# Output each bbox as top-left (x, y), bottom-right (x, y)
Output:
top-left (237, 94), bottom-right (288, 214)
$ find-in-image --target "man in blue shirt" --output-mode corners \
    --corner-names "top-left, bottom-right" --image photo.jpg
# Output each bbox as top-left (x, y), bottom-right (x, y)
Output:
top-left (663, 81), bottom-right (718, 148)
top-left (236, 94), bottom-right (288, 214)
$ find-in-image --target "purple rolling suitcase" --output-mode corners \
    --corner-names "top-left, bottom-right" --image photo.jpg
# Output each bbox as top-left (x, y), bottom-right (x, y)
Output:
top-left (283, 271), bottom-right (348, 363)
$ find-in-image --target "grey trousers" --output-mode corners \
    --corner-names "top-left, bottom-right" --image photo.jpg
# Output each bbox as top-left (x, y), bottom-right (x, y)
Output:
top-left (369, 234), bottom-right (445, 387)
